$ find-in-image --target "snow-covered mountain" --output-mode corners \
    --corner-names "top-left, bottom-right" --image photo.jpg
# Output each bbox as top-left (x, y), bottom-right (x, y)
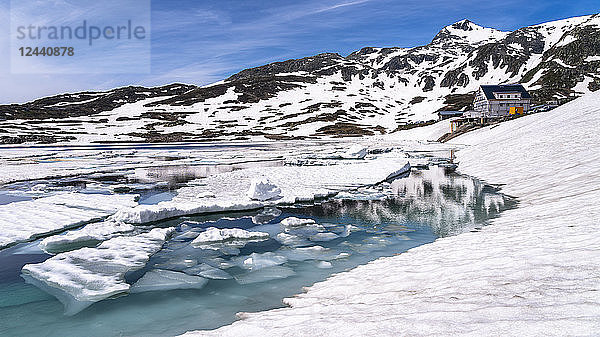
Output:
top-left (1, 14), bottom-right (599, 144)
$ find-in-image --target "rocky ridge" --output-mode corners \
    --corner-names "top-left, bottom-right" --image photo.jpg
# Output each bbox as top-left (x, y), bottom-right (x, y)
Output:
top-left (1, 14), bottom-right (599, 143)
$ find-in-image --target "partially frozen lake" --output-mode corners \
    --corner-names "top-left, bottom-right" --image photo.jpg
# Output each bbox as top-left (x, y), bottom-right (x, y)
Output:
top-left (0, 142), bottom-right (515, 337)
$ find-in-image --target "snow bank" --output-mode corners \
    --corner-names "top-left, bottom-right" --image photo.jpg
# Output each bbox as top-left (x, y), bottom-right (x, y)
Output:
top-left (22, 227), bottom-right (173, 315)
top-left (182, 93), bottom-right (600, 335)
top-left (0, 192), bottom-right (138, 249)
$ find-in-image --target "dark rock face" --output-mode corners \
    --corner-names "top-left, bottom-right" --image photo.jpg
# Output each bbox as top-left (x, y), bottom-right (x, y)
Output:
top-left (440, 67), bottom-right (470, 88)
top-left (148, 75), bottom-right (317, 107)
top-left (438, 94), bottom-right (475, 111)
top-left (522, 23), bottom-right (600, 102)
top-left (421, 76), bottom-right (437, 92)
top-left (0, 134), bottom-right (76, 144)
top-left (227, 53), bottom-right (344, 81)
top-left (0, 84), bottom-right (195, 120)
top-left (452, 20), bottom-right (474, 31)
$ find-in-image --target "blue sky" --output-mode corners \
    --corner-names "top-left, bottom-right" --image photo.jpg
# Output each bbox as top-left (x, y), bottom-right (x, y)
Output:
top-left (0, 0), bottom-right (598, 103)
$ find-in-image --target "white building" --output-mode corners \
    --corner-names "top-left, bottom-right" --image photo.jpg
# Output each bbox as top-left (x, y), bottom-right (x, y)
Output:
top-left (467, 84), bottom-right (532, 118)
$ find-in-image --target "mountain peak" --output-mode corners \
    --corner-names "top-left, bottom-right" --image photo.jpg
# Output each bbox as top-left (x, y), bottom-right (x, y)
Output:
top-left (432, 19), bottom-right (508, 46)
top-left (451, 19), bottom-right (476, 31)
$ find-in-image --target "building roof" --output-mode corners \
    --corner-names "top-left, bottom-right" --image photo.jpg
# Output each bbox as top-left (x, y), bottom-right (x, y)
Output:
top-left (438, 111), bottom-right (464, 116)
top-left (480, 84), bottom-right (531, 100)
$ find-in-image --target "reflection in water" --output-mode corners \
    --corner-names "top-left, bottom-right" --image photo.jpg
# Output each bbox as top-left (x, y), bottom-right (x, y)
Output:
top-left (291, 167), bottom-right (515, 237)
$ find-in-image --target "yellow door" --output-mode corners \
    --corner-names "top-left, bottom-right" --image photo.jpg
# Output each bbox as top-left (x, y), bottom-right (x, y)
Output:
top-left (509, 107), bottom-right (524, 115)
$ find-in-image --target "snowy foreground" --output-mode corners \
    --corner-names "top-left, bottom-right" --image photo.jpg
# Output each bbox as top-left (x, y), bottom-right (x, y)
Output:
top-left (182, 93), bottom-right (600, 335)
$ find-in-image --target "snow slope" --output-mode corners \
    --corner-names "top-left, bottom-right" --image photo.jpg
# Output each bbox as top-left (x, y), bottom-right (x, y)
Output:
top-left (182, 93), bottom-right (600, 335)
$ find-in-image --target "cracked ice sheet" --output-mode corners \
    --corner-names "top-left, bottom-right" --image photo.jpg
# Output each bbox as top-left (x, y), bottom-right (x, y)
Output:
top-left (113, 155), bottom-right (410, 224)
top-left (181, 94), bottom-right (600, 336)
top-left (22, 227), bottom-right (174, 315)
top-left (0, 192), bottom-right (138, 249)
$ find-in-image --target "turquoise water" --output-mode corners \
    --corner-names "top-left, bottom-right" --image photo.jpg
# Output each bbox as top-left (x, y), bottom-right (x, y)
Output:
top-left (0, 169), bottom-right (515, 337)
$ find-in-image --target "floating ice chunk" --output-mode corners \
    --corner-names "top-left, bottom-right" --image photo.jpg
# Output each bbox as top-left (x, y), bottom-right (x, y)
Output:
top-left (233, 252), bottom-right (288, 270)
top-left (200, 257), bottom-right (236, 269)
top-left (316, 261), bottom-right (333, 269)
top-left (234, 266), bottom-right (296, 285)
top-left (111, 199), bottom-right (264, 224)
top-left (309, 232), bottom-right (339, 242)
top-left (155, 257), bottom-right (198, 271)
top-left (183, 263), bottom-right (233, 280)
top-left (275, 233), bottom-right (310, 247)
top-left (173, 229), bottom-right (202, 241)
top-left (280, 217), bottom-right (325, 238)
top-left (0, 192), bottom-right (138, 249)
top-left (130, 269), bottom-right (208, 293)
top-left (246, 178), bottom-right (281, 201)
top-left (21, 227), bottom-right (173, 315)
top-left (334, 252), bottom-right (351, 259)
top-left (191, 227), bottom-right (269, 245)
top-left (280, 217), bottom-right (316, 227)
top-left (190, 228), bottom-right (269, 253)
top-left (280, 217), bottom-right (325, 234)
top-left (279, 246), bottom-right (338, 261)
top-left (342, 145), bottom-right (367, 159)
top-left (38, 220), bottom-right (135, 254)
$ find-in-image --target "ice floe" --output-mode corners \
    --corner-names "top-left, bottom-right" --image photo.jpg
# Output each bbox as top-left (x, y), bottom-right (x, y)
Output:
top-left (22, 227), bottom-right (173, 315)
top-left (38, 220), bottom-right (135, 254)
top-left (191, 227), bottom-right (269, 244)
top-left (233, 252), bottom-right (288, 270)
top-left (278, 245), bottom-right (340, 262)
top-left (0, 192), bottom-right (138, 249)
top-left (183, 263), bottom-right (233, 280)
top-left (279, 217), bottom-right (316, 228)
top-left (130, 269), bottom-right (208, 293)
top-left (275, 233), bottom-right (310, 247)
top-left (309, 232), bottom-right (339, 242)
top-left (316, 261), bottom-right (333, 269)
top-left (234, 266), bottom-right (296, 285)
